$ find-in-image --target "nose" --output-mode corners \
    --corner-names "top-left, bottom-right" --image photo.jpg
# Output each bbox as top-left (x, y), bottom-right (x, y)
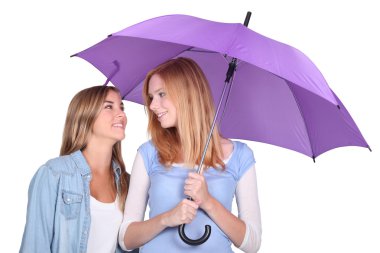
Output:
top-left (149, 96), bottom-right (158, 111)
top-left (116, 108), bottom-right (127, 121)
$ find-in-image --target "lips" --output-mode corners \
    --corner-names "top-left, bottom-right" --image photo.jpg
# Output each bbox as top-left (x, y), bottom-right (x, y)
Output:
top-left (112, 122), bottom-right (125, 129)
top-left (156, 111), bottom-right (167, 119)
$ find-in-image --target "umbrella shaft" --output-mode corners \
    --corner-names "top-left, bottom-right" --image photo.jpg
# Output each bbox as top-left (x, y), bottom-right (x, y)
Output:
top-left (196, 69), bottom-right (234, 174)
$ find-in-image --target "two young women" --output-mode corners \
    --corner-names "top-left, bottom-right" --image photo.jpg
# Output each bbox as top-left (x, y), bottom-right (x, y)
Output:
top-left (20, 57), bottom-right (261, 253)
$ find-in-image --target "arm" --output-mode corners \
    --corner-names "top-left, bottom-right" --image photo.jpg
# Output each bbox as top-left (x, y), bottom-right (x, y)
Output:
top-left (236, 166), bottom-right (262, 253)
top-left (119, 152), bottom-right (198, 250)
top-left (20, 165), bottom-right (59, 252)
top-left (185, 172), bottom-right (246, 247)
top-left (185, 165), bottom-right (261, 252)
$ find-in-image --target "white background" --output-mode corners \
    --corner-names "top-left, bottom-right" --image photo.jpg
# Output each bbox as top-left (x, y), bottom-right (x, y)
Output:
top-left (1, 0), bottom-right (379, 252)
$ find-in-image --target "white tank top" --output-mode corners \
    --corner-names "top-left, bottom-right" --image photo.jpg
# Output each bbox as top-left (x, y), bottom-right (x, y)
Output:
top-left (87, 195), bottom-right (123, 253)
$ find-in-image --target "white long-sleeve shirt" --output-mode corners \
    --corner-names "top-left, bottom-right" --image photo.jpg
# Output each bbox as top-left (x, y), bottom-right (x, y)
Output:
top-left (120, 145), bottom-right (262, 253)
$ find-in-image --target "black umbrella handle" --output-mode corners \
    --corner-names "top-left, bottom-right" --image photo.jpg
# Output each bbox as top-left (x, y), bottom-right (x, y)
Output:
top-left (178, 223), bottom-right (211, 246)
top-left (178, 196), bottom-right (212, 246)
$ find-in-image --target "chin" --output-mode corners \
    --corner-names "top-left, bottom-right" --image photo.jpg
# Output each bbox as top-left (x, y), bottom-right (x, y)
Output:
top-left (160, 123), bottom-right (175, 129)
top-left (114, 134), bottom-right (125, 141)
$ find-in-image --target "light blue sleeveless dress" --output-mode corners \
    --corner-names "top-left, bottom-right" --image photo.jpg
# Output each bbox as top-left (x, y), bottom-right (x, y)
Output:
top-left (139, 140), bottom-right (255, 253)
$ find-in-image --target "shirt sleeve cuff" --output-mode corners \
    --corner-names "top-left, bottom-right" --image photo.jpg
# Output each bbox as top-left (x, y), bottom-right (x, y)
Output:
top-left (238, 222), bottom-right (261, 253)
top-left (239, 222), bottom-right (250, 251)
top-left (118, 220), bottom-right (134, 251)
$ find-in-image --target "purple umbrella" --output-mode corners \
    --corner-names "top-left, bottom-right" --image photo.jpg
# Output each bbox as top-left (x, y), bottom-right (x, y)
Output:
top-left (72, 12), bottom-right (370, 245)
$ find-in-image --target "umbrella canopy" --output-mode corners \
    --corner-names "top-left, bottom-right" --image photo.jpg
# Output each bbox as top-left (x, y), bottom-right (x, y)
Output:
top-left (73, 14), bottom-right (369, 159)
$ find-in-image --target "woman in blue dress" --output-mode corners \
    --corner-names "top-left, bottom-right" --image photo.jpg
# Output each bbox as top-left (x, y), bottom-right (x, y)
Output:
top-left (119, 58), bottom-right (262, 253)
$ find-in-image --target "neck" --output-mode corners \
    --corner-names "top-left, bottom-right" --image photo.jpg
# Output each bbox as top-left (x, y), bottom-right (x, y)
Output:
top-left (82, 141), bottom-right (113, 174)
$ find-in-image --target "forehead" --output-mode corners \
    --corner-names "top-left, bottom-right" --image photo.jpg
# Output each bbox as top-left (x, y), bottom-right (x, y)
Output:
top-left (104, 90), bottom-right (121, 101)
top-left (148, 74), bottom-right (165, 93)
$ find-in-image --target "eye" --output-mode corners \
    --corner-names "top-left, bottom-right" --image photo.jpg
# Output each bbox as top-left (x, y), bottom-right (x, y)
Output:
top-left (105, 104), bottom-right (113, 109)
top-left (159, 92), bottom-right (166, 98)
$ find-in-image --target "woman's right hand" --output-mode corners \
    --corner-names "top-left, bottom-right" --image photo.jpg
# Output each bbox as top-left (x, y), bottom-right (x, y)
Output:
top-left (162, 199), bottom-right (199, 227)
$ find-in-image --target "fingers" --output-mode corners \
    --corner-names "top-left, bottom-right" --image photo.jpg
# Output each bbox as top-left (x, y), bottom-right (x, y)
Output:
top-left (183, 198), bottom-right (199, 210)
top-left (184, 182), bottom-right (200, 191)
top-left (184, 189), bottom-right (195, 198)
top-left (184, 172), bottom-right (207, 200)
top-left (187, 172), bottom-right (203, 180)
top-left (164, 199), bottom-right (200, 227)
top-left (185, 173), bottom-right (203, 189)
top-left (180, 199), bottom-right (199, 224)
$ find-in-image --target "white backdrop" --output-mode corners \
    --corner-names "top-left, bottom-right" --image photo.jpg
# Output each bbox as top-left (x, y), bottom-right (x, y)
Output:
top-left (1, 0), bottom-right (379, 252)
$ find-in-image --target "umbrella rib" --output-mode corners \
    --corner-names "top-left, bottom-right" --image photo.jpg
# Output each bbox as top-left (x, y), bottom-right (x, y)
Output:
top-left (123, 47), bottom-right (196, 98)
top-left (187, 48), bottom-right (219, 54)
top-left (286, 82), bottom-right (316, 161)
top-left (103, 60), bottom-right (120, 86)
top-left (123, 46), bottom-right (228, 99)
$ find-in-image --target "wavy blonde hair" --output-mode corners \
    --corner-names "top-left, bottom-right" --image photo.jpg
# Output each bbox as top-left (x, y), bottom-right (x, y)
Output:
top-left (60, 85), bottom-right (129, 210)
top-left (143, 58), bottom-right (224, 170)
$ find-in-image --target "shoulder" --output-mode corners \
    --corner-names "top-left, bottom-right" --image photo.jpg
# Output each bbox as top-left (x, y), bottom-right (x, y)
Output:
top-left (230, 140), bottom-right (256, 180)
top-left (138, 140), bottom-right (155, 150)
top-left (136, 140), bottom-right (160, 175)
top-left (138, 140), bottom-right (157, 157)
top-left (233, 141), bottom-right (255, 159)
top-left (43, 153), bottom-right (79, 176)
top-left (28, 155), bottom-right (74, 191)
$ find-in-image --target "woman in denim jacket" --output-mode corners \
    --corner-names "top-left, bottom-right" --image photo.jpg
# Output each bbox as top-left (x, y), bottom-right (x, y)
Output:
top-left (20, 86), bottom-right (137, 253)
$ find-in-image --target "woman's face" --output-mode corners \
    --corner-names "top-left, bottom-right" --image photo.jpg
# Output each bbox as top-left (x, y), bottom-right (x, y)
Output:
top-left (91, 90), bottom-right (127, 144)
top-left (148, 74), bottom-right (178, 128)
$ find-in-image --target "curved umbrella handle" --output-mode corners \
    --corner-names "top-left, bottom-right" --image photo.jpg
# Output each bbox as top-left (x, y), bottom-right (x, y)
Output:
top-left (178, 223), bottom-right (211, 246)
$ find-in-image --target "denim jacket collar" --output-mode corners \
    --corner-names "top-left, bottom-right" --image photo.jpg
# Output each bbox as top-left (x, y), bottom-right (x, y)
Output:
top-left (70, 150), bottom-right (122, 177)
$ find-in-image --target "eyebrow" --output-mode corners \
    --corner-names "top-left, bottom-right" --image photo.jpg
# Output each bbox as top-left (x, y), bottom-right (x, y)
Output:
top-left (104, 100), bottom-right (124, 106)
top-left (148, 88), bottom-right (164, 96)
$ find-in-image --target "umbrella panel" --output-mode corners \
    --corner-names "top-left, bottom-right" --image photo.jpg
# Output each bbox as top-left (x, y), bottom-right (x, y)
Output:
top-left (75, 30), bottom-right (369, 159)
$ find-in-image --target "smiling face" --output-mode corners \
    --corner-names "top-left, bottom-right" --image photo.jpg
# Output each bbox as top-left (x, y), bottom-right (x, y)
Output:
top-left (91, 90), bottom-right (127, 144)
top-left (148, 74), bottom-right (177, 129)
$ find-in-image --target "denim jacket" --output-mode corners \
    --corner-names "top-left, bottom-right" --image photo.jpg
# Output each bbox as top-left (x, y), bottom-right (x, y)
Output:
top-left (20, 150), bottom-right (133, 253)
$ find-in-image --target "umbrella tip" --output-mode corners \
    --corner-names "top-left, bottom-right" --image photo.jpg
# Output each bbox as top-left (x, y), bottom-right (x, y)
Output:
top-left (244, 11), bottom-right (252, 27)
top-left (312, 156), bottom-right (316, 163)
top-left (337, 105), bottom-right (341, 110)
top-left (108, 34), bottom-right (113, 38)
top-left (368, 146), bottom-right (372, 152)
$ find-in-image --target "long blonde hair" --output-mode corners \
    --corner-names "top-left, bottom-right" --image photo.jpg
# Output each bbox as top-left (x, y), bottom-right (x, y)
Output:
top-left (143, 58), bottom-right (224, 170)
top-left (60, 85), bottom-right (129, 210)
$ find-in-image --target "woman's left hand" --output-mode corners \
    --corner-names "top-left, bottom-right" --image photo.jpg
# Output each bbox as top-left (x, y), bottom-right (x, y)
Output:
top-left (184, 172), bottom-right (213, 211)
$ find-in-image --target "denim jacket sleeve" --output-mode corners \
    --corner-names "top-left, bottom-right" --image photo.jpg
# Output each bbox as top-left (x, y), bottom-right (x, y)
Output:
top-left (20, 164), bottom-right (60, 252)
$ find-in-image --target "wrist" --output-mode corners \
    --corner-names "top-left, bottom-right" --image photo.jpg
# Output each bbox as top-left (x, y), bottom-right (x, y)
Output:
top-left (159, 212), bottom-right (170, 228)
top-left (201, 196), bottom-right (217, 214)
